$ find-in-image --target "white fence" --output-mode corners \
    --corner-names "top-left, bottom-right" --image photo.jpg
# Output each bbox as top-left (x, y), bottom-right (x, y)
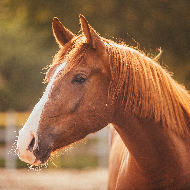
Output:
top-left (0, 111), bottom-right (110, 169)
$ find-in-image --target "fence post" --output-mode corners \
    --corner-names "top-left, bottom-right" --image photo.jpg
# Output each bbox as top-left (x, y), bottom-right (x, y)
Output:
top-left (5, 111), bottom-right (17, 170)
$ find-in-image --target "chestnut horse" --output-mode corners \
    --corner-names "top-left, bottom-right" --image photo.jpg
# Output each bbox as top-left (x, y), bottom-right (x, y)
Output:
top-left (17, 15), bottom-right (190, 189)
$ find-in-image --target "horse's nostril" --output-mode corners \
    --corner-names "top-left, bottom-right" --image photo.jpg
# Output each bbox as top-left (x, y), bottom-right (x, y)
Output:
top-left (28, 137), bottom-right (35, 152)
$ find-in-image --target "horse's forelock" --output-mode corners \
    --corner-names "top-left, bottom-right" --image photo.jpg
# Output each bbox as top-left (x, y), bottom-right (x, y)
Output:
top-left (49, 35), bottom-right (92, 78)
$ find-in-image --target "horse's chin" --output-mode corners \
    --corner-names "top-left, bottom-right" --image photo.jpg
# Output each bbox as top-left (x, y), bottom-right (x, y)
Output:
top-left (34, 147), bottom-right (64, 166)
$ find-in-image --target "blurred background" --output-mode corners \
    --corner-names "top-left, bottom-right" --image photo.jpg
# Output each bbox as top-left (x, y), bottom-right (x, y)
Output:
top-left (1, 0), bottom-right (190, 112)
top-left (0, 0), bottom-right (190, 189)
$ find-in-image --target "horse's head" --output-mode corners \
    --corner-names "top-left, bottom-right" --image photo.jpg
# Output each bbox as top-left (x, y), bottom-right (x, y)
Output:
top-left (17, 15), bottom-right (113, 165)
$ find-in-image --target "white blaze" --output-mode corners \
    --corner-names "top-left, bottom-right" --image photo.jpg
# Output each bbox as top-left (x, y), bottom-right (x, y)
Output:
top-left (17, 62), bottom-right (67, 165)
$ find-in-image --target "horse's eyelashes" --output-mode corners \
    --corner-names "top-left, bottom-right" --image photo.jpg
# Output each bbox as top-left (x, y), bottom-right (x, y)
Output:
top-left (72, 74), bottom-right (87, 84)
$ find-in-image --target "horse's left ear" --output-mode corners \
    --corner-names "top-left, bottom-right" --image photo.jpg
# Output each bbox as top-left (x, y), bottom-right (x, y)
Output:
top-left (52, 17), bottom-right (74, 47)
top-left (79, 15), bottom-right (105, 51)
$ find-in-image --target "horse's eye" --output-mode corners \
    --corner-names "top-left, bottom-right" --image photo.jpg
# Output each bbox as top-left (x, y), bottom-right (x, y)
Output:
top-left (72, 74), bottom-right (87, 84)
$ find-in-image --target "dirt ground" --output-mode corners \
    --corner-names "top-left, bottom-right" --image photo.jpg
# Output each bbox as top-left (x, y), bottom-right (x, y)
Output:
top-left (0, 168), bottom-right (108, 190)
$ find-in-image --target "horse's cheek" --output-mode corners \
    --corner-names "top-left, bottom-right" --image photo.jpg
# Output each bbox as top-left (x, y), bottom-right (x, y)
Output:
top-left (65, 96), bottom-right (82, 113)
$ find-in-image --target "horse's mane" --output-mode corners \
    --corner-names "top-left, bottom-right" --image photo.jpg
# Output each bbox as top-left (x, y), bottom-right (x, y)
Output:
top-left (104, 39), bottom-right (190, 136)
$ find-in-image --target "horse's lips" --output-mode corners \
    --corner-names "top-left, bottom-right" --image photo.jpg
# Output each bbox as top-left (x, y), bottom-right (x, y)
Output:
top-left (33, 146), bottom-right (52, 165)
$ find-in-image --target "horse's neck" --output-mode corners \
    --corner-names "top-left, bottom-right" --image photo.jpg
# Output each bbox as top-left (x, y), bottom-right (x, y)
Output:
top-left (112, 113), bottom-right (190, 189)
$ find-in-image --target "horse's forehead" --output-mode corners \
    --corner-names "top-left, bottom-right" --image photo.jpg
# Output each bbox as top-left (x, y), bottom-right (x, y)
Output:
top-left (48, 36), bottom-right (108, 80)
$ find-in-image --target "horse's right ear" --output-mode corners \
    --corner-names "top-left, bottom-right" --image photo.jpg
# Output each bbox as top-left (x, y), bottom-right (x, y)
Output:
top-left (52, 17), bottom-right (74, 47)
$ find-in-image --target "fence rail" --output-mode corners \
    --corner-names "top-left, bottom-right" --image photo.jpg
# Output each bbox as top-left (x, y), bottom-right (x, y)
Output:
top-left (0, 111), bottom-right (110, 169)
top-left (0, 111), bottom-right (31, 127)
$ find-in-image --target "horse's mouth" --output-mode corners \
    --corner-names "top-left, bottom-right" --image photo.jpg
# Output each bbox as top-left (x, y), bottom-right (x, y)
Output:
top-left (27, 136), bottom-right (53, 165)
top-left (27, 135), bottom-right (73, 166)
top-left (33, 147), bottom-right (52, 165)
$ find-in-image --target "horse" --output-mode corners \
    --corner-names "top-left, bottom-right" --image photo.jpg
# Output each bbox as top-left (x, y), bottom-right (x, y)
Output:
top-left (17, 15), bottom-right (190, 189)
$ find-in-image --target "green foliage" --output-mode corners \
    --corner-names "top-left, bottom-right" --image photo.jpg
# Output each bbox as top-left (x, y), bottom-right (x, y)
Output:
top-left (0, 155), bottom-right (98, 169)
top-left (17, 158), bottom-right (28, 168)
top-left (0, 0), bottom-right (190, 111)
top-left (0, 158), bottom-right (29, 168)
top-left (48, 155), bottom-right (98, 169)
top-left (0, 158), bottom-right (5, 167)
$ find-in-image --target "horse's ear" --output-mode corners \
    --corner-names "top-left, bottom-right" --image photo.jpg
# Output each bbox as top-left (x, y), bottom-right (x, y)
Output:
top-left (52, 17), bottom-right (74, 47)
top-left (79, 15), bottom-right (105, 50)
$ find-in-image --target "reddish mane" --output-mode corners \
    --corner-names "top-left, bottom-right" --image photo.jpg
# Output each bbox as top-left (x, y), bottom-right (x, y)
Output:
top-left (105, 40), bottom-right (190, 135)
